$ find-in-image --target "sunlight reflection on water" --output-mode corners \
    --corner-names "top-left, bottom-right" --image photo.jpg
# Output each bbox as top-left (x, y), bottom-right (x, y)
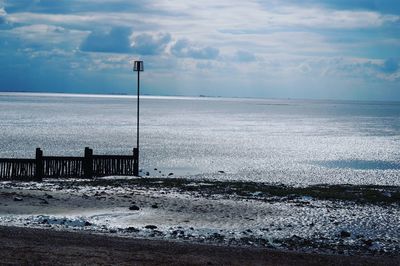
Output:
top-left (0, 93), bottom-right (399, 185)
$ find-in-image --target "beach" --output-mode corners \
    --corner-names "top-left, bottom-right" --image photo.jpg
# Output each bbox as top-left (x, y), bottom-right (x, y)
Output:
top-left (1, 226), bottom-right (399, 266)
top-left (0, 178), bottom-right (399, 261)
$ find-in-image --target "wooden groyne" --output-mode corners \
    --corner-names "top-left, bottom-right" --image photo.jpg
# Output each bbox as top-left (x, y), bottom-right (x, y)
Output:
top-left (0, 147), bottom-right (138, 181)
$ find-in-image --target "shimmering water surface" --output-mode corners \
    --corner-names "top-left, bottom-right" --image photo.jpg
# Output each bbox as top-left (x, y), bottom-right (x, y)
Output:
top-left (0, 92), bottom-right (399, 185)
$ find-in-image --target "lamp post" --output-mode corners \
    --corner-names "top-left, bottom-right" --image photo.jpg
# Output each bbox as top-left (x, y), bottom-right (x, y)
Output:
top-left (133, 60), bottom-right (143, 176)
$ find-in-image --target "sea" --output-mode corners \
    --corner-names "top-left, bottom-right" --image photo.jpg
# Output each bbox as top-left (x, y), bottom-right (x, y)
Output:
top-left (0, 92), bottom-right (399, 186)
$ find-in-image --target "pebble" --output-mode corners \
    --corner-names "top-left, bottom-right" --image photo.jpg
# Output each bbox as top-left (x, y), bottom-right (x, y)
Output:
top-left (340, 230), bottom-right (351, 238)
top-left (145, 225), bottom-right (157, 230)
top-left (129, 205), bottom-right (140, 211)
top-left (363, 239), bottom-right (373, 246)
top-left (126, 227), bottom-right (139, 232)
top-left (41, 199), bottom-right (49, 204)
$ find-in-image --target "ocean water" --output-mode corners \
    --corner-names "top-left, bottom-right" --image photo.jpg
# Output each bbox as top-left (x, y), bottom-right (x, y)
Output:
top-left (0, 92), bottom-right (399, 186)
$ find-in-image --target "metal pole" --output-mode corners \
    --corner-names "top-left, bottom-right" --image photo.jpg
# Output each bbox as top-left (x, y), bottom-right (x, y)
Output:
top-left (137, 70), bottom-right (140, 173)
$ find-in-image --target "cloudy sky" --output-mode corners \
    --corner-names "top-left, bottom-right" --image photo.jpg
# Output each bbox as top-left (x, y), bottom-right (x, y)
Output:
top-left (0, 0), bottom-right (399, 100)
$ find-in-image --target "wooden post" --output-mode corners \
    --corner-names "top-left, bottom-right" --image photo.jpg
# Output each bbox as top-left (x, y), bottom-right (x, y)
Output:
top-left (35, 148), bottom-right (43, 181)
top-left (133, 148), bottom-right (139, 176)
top-left (84, 147), bottom-right (93, 179)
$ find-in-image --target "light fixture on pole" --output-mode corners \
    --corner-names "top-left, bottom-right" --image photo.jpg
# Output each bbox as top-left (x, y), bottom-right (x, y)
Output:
top-left (133, 60), bottom-right (143, 176)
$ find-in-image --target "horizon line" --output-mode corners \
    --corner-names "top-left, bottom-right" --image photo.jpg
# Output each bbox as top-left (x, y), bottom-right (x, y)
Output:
top-left (0, 91), bottom-right (399, 104)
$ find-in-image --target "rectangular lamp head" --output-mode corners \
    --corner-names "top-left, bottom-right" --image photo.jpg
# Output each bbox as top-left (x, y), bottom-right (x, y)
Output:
top-left (134, 61), bottom-right (144, 72)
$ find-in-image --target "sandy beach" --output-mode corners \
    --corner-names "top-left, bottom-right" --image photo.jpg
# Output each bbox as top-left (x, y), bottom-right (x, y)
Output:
top-left (0, 177), bottom-right (399, 264)
top-left (1, 226), bottom-right (399, 266)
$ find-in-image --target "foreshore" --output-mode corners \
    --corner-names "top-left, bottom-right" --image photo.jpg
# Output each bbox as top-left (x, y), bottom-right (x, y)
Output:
top-left (0, 177), bottom-right (399, 263)
top-left (1, 226), bottom-right (398, 265)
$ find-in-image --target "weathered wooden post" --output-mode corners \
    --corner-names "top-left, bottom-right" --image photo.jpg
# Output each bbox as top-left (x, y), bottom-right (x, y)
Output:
top-left (133, 148), bottom-right (139, 176)
top-left (84, 147), bottom-right (93, 179)
top-left (35, 148), bottom-right (43, 181)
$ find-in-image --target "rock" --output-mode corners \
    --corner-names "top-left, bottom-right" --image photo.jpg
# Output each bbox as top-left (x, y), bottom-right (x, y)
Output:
top-left (126, 227), bottom-right (139, 233)
top-left (171, 230), bottom-right (177, 236)
top-left (45, 194), bottom-right (53, 199)
top-left (154, 168), bottom-right (157, 171)
top-left (168, 173), bottom-right (174, 176)
top-left (211, 233), bottom-right (225, 241)
top-left (363, 239), bottom-right (373, 246)
top-left (129, 205), bottom-right (140, 211)
top-left (145, 225), bottom-right (157, 230)
top-left (151, 204), bottom-right (158, 209)
top-left (218, 171), bottom-right (225, 174)
top-left (13, 197), bottom-right (23, 201)
top-left (146, 172), bottom-right (150, 176)
top-left (41, 199), bottom-right (49, 204)
top-left (41, 219), bottom-right (48, 224)
top-left (84, 221), bottom-right (92, 226)
top-left (340, 230), bottom-right (351, 238)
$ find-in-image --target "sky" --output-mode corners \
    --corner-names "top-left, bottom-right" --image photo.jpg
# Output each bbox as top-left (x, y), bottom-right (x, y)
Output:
top-left (0, 0), bottom-right (399, 101)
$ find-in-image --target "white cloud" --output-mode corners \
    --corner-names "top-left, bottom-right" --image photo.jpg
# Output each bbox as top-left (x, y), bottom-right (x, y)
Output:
top-left (0, 6), bottom-right (7, 24)
top-left (11, 24), bottom-right (86, 44)
top-left (131, 32), bottom-right (171, 55)
top-left (171, 39), bottom-right (219, 59)
top-left (5, 0), bottom-right (397, 65)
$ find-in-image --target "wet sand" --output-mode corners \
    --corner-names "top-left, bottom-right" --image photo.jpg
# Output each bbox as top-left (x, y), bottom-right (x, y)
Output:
top-left (1, 226), bottom-right (398, 266)
top-left (0, 178), bottom-right (399, 255)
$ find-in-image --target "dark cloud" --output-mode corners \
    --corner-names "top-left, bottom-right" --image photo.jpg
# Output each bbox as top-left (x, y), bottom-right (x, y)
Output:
top-left (0, 7), bottom-right (7, 24)
top-left (80, 27), bottom-right (133, 54)
top-left (4, 0), bottom-right (146, 14)
top-left (235, 50), bottom-right (256, 62)
top-left (131, 33), bottom-right (171, 55)
top-left (381, 58), bottom-right (399, 73)
top-left (80, 28), bottom-right (171, 55)
top-left (171, 39), bottom-right (219, 60)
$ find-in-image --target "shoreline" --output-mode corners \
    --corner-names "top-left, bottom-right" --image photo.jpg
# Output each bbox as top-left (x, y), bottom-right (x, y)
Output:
top-left (1, 225), bottom-right (398, 265)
